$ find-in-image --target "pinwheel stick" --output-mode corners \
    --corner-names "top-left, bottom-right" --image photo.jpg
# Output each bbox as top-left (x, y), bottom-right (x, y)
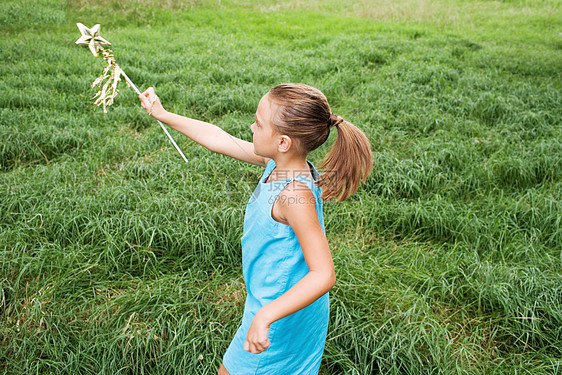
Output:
top-left (75, 23), bottom-right (188, 164)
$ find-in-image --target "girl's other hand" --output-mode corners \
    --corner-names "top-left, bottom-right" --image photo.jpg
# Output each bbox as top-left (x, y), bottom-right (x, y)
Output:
top-left (244, 312), bottom-right (271, 354)
top-left (139, 87), bottom-right (165, 120)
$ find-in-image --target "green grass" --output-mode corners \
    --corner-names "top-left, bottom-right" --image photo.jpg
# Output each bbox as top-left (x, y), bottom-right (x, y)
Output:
top-left (1, 0), bottom-right (561, 373)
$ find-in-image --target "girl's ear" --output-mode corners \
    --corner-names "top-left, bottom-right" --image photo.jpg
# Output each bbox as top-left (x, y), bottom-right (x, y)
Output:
top-left (277, 135), bottom-right (293, 153)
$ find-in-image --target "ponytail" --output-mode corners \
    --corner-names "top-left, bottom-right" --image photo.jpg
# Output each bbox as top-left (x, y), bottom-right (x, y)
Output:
top-left (318, 116), bottom-right (372, 201)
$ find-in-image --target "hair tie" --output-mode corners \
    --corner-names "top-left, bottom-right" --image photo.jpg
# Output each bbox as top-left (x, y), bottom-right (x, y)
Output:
top-left (329, 113), bottom-right (340, 128)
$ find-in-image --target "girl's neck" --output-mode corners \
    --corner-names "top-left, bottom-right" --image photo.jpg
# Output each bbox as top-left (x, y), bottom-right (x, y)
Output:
top-left (268, 155), bottom-right (312, 182)
top-left (272, 150), bottom-right (308, 169)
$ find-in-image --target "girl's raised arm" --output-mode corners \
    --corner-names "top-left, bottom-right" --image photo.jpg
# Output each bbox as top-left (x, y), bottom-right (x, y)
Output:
top-left (139, 87), bottom-right (268, 167)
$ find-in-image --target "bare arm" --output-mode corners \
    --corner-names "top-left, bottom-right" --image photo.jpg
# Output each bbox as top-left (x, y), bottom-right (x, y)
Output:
top-left (244, 182), bottom-right (336, 354)
top-left (139, 87), bottom-right (268, 166)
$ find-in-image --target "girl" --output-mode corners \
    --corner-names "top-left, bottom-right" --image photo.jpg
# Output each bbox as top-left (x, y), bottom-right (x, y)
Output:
top-left (139, 83), bottom-right (372, 374)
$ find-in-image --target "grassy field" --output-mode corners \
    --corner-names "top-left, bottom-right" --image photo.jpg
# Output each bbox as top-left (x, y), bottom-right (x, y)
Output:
top-left (1, 0), bottom-right (561, 373)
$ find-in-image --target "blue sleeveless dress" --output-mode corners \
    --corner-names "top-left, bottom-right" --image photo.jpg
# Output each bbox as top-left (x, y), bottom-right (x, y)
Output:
top-left (223, 159), bottom-right (329, 374)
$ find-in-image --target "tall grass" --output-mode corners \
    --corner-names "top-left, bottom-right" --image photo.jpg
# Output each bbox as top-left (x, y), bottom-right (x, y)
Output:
top-left (1, 0), bottom-right (561, 373)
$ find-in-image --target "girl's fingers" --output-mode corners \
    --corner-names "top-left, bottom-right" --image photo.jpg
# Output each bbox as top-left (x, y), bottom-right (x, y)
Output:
top-left (244, 339), bottom-right (255, 354)
top-left (138, 87), bottom-right (159, 115)
top-left (138, 92), bottom-right (149, 106)
top-left (244, 341), bottom-right (256, 354)
top-left (139, 87), bottom-right (155, 103)
top-left (259, 339), bottom-right (270, 352)
top-left (244, 316), bottom-right (271, 354)
top-left (244, 338), bottom-right (270, 354)
top-left (244, 340), bottom-right (256, 354)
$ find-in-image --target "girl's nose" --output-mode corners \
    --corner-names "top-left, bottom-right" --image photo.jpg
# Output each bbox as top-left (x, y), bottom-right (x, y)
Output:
top-left (251, 122), bottom-right (256, 133)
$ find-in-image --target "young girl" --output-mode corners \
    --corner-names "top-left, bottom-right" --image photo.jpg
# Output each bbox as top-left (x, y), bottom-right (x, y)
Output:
top-left (139, 83), bottom-right (372, 374)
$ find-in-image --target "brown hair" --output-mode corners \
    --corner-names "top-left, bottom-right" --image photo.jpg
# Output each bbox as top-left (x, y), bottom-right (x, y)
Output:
top-left (268, 83), bottom-right (372, 202)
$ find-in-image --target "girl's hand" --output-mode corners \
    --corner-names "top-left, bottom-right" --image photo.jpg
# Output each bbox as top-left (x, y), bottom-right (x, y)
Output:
top-left (138, 87), bottom-right (165, 120)
top-left (244, 311), bottom-right (271, 354)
